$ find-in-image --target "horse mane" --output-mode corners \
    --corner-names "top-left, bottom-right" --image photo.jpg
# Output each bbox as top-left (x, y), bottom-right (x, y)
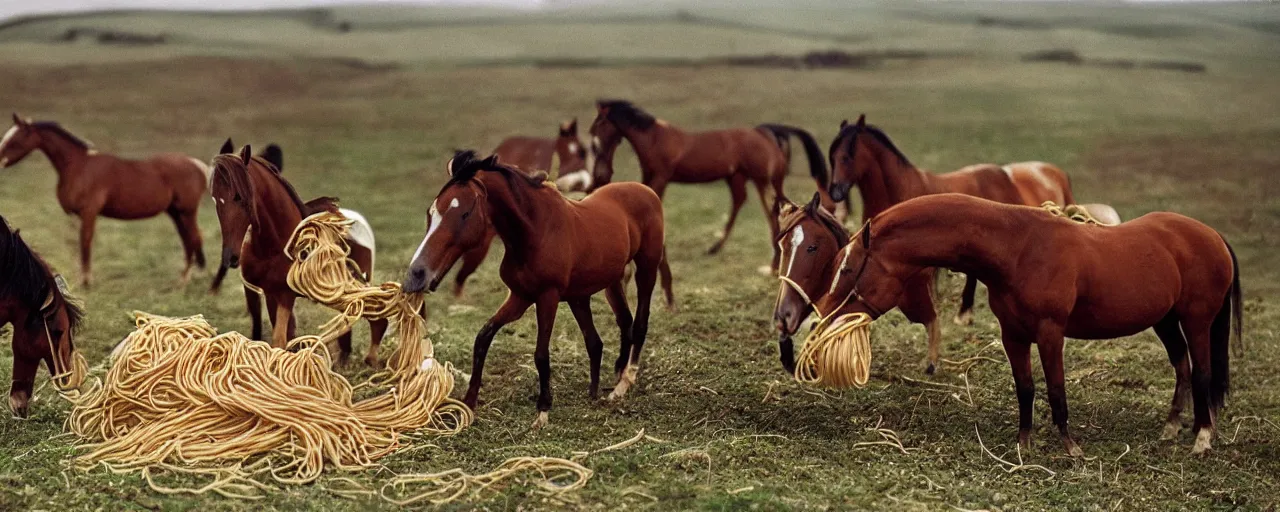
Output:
top-left (449, 149), bottom-right (549, 190)
top-left (597, 99), bottom-right (657, 131)
top-left (31, 121), bottom-right (94, 149)
top-left (776, 201), bottom-right (850, 248)
top-left (0, 216), bottom-right (83, 333)
top-left (212, 153), bottom-right (313, 216)
top-left (830, 123), bottom-right (912, 167)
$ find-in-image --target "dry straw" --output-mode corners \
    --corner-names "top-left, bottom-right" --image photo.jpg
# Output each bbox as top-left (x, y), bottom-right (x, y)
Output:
top-left (58, 210), bottom-right (589, 502)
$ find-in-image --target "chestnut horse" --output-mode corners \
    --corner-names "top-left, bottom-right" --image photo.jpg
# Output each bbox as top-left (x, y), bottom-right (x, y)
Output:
top-left (441, 119), bottom-right (590, 299)
top-left (208, 140), bottom-right (387, 367)
top-left (818, 194), bottom-right (1241, 455)
top-left (403, 150), bottom-right (671, 429)
top-left (825, 115), bottom-right (1077, 371)
top-left (771, 193), bottom-right (854, 374)
top-left (1, 215), bottom-right (83, 418)
top-left (587, 100), bottom-right (838, 268)
top-left (0, 114), bottom-right (210, 287)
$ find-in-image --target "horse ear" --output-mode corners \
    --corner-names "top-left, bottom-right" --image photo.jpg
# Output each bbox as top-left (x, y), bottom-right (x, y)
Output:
top-left (238, 144), bottom-right (252, 165)
top-left (12, 113), bottom-right (26, 127)
top-left (840, 119), bottom-right (849, 129)
top-left (445, 155), bottom-right (456, 176)
top-left (219, 138), bottom-right (234, 155)
top-left (855, 114), bottom-right (866, 128)
top-left (806, 192), bottom-right (822, 212)
top-left (568, 118), bottom-right (577, 133)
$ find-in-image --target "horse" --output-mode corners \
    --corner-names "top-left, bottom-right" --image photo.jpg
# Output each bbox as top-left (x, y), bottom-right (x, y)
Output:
top-left (208, 140), bottom-right (387, 367)
top-left (1, 215), bottom-right (84, 418)
top-left (491, 118), bottom-right (590, 190)
top-left (0, 114), bottom-right (210, 287)
top-left (209, 143), bottom-right (285, 293)
top-left (440, 120), bottom-right (589, 299)
top-left (817, 193), bottom-right (1241, 455)
top-left (771, 193), bottom-right (856, 374)
top-left (824, 114), bottom-right (1079, 371)
top-left (586, 100), bottom-right (840, 269)
top-left (403, 150), bottom-right (672, 429)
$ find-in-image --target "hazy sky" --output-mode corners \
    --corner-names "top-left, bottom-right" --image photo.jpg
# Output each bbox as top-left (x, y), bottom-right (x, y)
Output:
top-left (0, 0), bottom-right (543, 21)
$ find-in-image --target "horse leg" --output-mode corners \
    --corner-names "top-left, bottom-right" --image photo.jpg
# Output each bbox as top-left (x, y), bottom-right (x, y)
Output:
top-left (531, 290), bottom-right (560, 429)
top-left (270, 294), bottom-right (296, 350)
top-left (754, 179), bottom-right (782, 271)
top-left (454, 235), bottom-right (493, 299)
top-left (165, 209), bottom-right (194, 285)
top-left (568, 297), bottom-right (604, 400)
top-left (335, 329), bottom-right (354, 367)
top-left (1153, 313), bottom-right (1191, 440)
top-left (604, 281), bottom-right (633, 379)
top-left (1037, 324), bottom-right (1083, 456)
top-left (778, 332), bottom-right (796, 375)
top-left (954, 275), bottom-right (979, 325)
top-left (463, 293), bottom-right (533, 410)
top-left (8, 355), bottom-right (38, 419)
top-left (900, 272), bottom-right (941, 375)
top-left (708, 173), bottom-right (748, 255)
top-left (1002, 331), bottom-right (1036, 450)
top-left (245, 286), bottom-right (263, 340)
top-left (365, 318), bottom-right (389, 369)
top-left (612, 258), bottom-right (657, 400)
top-left (1183, 317), bottom-right (1216, 454)
top-left (658, 250), bottom-right (675, 312)
top-left (77, 212), bottom-right (97, 288)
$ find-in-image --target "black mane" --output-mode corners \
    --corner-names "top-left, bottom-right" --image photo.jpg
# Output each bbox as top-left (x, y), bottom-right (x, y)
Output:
top-left (776, 200), bottom-right (850, 248)
top-left (212, 153), bottom-right (310, 215)
top-left (31, 121), bottom-right (93, 150)
top-left (448, 149), bottom-right (547, 188)
top-left (597, 99), bottom-right (657, 131)
top-left (829, 123), bottom-right (912, 168)
top-left (0, 216), bottom-right (83, 332)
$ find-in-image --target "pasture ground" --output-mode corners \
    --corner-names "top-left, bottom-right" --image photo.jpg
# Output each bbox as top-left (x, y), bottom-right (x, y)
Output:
top-left (1, 2), bottom-right (1279, 510)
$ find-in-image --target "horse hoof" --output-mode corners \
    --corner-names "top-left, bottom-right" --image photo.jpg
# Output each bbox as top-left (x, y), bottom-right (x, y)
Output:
top-left (1191, 429), bottom-right (1213, 454)
top-left (530, 411), bottom-right (550, 430)
top-left (953, 311), bottom-right (973, 326)
top-left (364, 356), bottom-right (383, 369)
top-left (1063, 438), bottom-right (1084, 457)
top-left (924, 362), bottom-right (937, 375)
top-left (1160, 421), bottom-right (1181, 441)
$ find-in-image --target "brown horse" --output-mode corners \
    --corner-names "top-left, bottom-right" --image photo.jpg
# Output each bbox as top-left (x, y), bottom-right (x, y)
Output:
top-left (817, 194), bottom-right (1241, 455)
top-left (587, 100), bottom-right (838, 268)
top-left (403, 150), bottom-right (671, 428)
top-left (208, 140), bottom-right (387, 367)
top-left (440, 120), bottom-right (588, 299)
top-left (771, 193), bottom-right (853, 374)
top-left (1, 215), bottom-right (83, 418)
top-left (825, 115), bottom-right (1077, 371)
top-left (0, 114), bottom-right (209, 287)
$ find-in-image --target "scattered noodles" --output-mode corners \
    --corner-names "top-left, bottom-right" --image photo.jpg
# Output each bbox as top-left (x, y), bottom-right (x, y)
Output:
top-left (793, 312), bottom-right (873, 388)
top-left (58, 210), bottom-right (587, 503)
top-left (1041, 201), bottom-right (1107, 226)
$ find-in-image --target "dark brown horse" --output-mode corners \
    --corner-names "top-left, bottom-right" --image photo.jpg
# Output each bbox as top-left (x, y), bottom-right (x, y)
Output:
top-left (817, 194), bottom-right (1241, 455)
top-left (0, 114), bottom-right (210, 287)
top-left (208, 140), bottom-right (386, 367)
top-left (1, 215), bottom-right (83, 418)
top-left (771, 193), bottom-right (853, 374)
top-left (824, 115), bottom-right (1077, 371)
top-left (587, 100), bottom-right (838, 268)
top-left (441, 120), bottom-right (588, 299)
top-left (403, 150), bottom-right (671, 429)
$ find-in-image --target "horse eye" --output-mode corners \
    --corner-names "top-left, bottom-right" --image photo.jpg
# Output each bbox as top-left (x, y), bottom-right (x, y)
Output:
top-left (461, 210), bottom-right (471, 220)
top-left (233, 193), bottom-right (242, 202)
top-left (50, 329), bottom-right (64, 340)
top-left (807, 244), bottom-right (818, 253)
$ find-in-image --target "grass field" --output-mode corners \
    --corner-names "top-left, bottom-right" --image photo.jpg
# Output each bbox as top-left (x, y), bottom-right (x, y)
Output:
top-left (2, 1), bottom-right (1280, 510)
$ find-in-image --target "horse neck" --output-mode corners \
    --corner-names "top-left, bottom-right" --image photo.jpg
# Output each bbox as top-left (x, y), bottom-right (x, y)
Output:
top-left (858, 141), bottom-right (930, 221)
top-left (34, 128), bottom-right (90, 178)
top-left (875, 202), bottom-right (1017, 283)
top-left (621, 123), bottom-right (680, 171)
top-left (247, 171), bottom-right (303, 259)
top-left (481, 174), bottom-right (553, 252)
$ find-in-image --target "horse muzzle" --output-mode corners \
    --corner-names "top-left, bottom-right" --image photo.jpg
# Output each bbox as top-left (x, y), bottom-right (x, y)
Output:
top-left (403, 266), bottom-right (441, 294)
top-left (830, 183), bottom-right (851, 203)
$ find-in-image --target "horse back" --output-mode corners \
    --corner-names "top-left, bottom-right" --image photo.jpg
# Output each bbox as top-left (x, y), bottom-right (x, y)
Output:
top-left (1002, 161), bottom-right (1071, 206)
top-left (493, 137), bottom-right (553, 173)
top-left (932, 164), bottom-right (1024, 204)
top-left (668, 128), bottom-right (781, 182)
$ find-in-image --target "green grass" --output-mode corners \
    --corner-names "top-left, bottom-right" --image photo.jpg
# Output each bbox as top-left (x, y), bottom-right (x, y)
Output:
top-left (1, 2), bottom-right (1280, 510)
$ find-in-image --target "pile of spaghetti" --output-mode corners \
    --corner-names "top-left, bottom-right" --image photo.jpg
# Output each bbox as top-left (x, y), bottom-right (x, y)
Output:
top-left (793, 312), bottom-right (874, 388)
top-left (1041, 201), bottom-right (1106, 225)
top-left (60, 210), bottom-right (589, 501)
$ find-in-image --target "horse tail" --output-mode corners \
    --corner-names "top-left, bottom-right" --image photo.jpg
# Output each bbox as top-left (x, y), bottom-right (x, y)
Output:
top-left (756, 124), bottom-right (828, 189)
top-left (1209, 236), bottom-right (1241, 410)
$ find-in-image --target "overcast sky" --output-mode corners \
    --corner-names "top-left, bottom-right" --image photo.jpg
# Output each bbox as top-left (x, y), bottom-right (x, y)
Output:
top-left (0, 0), bottom-right (545, 21)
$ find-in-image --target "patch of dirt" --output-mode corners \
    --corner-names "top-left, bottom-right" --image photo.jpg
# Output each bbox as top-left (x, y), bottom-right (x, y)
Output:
top-left (60, 28), bottom-right (167, 45)
top-left (1022, 48), bottom-right (1205, 73)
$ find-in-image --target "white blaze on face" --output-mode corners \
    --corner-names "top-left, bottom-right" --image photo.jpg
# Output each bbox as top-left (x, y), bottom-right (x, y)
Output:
top-left (784, 226), bottom-right (805, 278)
top-left (411, 197), bottom-right (459, 265)
top-left (567, 142), bottom-right (579, 155)
top-left (0, 125), bottom-right (18, 164)
top-left (831, 245), bottom-right (854, 295)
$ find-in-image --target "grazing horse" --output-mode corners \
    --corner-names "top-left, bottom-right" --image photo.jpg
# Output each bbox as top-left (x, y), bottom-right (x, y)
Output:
top-left (208, 140), bottom-right (386, 367)
top-left (818, 194), bottom-right (1241, 455)
top-left (403, 150), bottom-right (671, 429)
top-left (825, 115), bottom-right (1078, 371)
top-left (586, 100), bottom-right (838, 268)
top-left (441, 120), bottom-right (590, 299)
top-left (0, 114), bottom-right (210, 287)
top-left (1, 215), bottom-right (84, 418)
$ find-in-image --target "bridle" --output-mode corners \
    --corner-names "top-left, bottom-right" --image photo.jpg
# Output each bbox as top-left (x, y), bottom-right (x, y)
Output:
top-left (776, 221), bottom-right (886, 320)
